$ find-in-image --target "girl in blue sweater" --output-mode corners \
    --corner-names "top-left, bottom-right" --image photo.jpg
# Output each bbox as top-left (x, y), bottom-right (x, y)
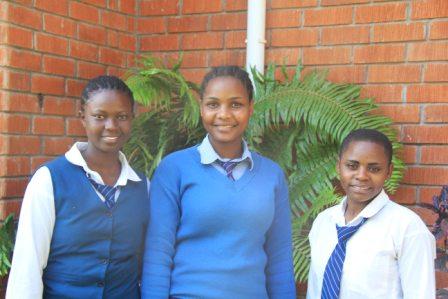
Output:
top-left (142, 66), bottom-right (296, 298)
top-left (7, 76), bottom-right (150, 299)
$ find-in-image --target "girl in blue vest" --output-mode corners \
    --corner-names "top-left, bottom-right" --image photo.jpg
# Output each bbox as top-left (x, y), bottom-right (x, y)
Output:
top-left (141, 66), bottom-right (296, 298)
top-left (7, 76), bottom-right (150, 299)
top-left (307, 129), bottom-right (435, 299)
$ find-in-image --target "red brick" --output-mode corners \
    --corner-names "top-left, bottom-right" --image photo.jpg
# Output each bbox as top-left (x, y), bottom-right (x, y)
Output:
top-left (211, 13), bottom-right (246, 31)
top-left (304, 7), bottom-right (352, 26)
top-left (31, 75), bottom-right (65, 96)
top-left (303, 47), bottom-right (351, 65)
top-left (107, 30), bottom-right (119, 48)
top-left (374, 104), bottom-right (420, 123)
top-left (0, 156), bottom-right (30, 177)
top-left (402, 125), bottom-right (448, 144)
top-left (43, 96), bottom-right (76, 116)
top-left (66, 79), bottom-right (87, 97)
top-left (43, 56), bottom-right (75, 77)
top-left (35, 33), bottom-right (68, 56)
top-left (424, 105), bottom-right (448, 122)
top-left (407, 85), bottom-right (448, 103)
top-left (392, 186), bottom-right (417, 205)
top-left (33, 116), bottom-right (65, 135)
top-left (401, 145), bottom-right (418, 164)
top-left (403, 166), bottom-right (448, 185)
top-left (80, 0), bottom-right (107, 8)
top-left (321, 26), bottom-right (369, 45)
top-left (181, 68), bottom-right (208, 84)
top-left (108, 0), bottom-right (118, 10)
top-left (168, 16), bottom-right (207, 33)
top-left (182, 32), bottom-right (223, 50)
top-left (411, 0), bottom-right (448, 19)
top-left (425, 64), bottom-right (448, 82)
top-left (101, 10), bottom-right (127, 31)
top-left (0, 24), bottom-right (33, 48)
top-left (0, 200), bottom-right (22, 218)
top-left (2, 70), bottom-right (31, 91)
top-left (7, 48), bottom-right (41, 72)
top-left (373, 23), bottom-right (425, 42)
top-left (140, 0), bottom-right (178, 16)
top-left (208, 51), bottom-right (245, 67)
top-left (419, 186), bottom-right (442, 205)
top-left (409, 206), bottom-right (437, 226)
top-left (140, 35), bottom-right (179, 51)
top-left (0, 114), bottom-right (31, 134)
top-left (271, 0), bottom-right (317, 8)
top-left (368, 65), bottom-right (421, 83)
top-left (271, 29), bottom-right (318, 47)
top-left (31, 156), bottom-right (53, 172)
top-left (1, 92), bottom-right (39, 113)
top-left (430, 21), bottom-right (448, 40)
top-left (421, 145), bottom-right (448, 164)
top-left (67, 117), bottom-right (86, 136)
top-left (166, 52), bottom-right (207, 68)
top-left (35, 0), bottom-right (68, 15)
top-left (267, 10), bottom-right (301, 28)
top-left (43, 137), bottom-right (74, 155)
top-left (78, 23), bottom-right (107, 45)
top-left (77, 61), bottom-right (106, 79)
top-left (137, 17), bottom-right (165, 34)
top-left (182, 0), bottom-right (221, 14)
top-left (127, 15), bottom-right (135, 32)
top-left (0, 178), bottom-right (28, 198)
top-left (119, 0), bottom-right (136, 14)
top-left (322, 0), bottom-right (369, 5)
top-left (118, 33), bottom-right (136, 52)
top-left (354, 45), bottom-right (405, 64)
top-left (408, 42), bottom-right (448, 61)
top-left (127, 53), bottom-right (138, 68)
top-left (99, 47), bottom-right (126, 67)
top-left (0, 136), bottom-right (41, 155)
top-left (326, 66), bottom-right (366, 84)
top-left (266, 49), bottom-right (301, 66)
top-left (2, 2), bottom-right (42, 30)
top-left (226, 0), bottom-right (247, 11)
top-left (355, 3), bottom-right (406, 23)
top-left (70, 40), bottom-right (98, 62)
top-left (361, 85), bottom-right (403, 103)
top-left (225, 31), bottom-right (246, 49)
top-left (107, 66), bottom-right (126, 78)
top-left (43, 14), bottom-right (76, 37)
top-left (69, 1), bottom-right (99, 24)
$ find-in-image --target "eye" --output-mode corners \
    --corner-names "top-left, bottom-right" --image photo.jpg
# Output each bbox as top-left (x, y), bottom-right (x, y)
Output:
top-left (93, 114), bottom-right (104, 120)
top-left (231, 102), bottom-right (243, 108)
top-left (206, 102), bottom-right (219, 109)
top-left (368, 166), bottom-right (381, 173)
top-left (345, 163), bottom-right (358, 170)
top-left (117, 114), bottom-right (129, 121)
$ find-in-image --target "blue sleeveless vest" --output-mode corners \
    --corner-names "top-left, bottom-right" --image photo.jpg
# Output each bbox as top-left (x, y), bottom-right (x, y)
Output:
top-left (43, 156), bottom-right (149, 299)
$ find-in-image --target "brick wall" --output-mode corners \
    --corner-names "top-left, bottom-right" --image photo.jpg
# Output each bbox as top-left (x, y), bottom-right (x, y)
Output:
top-left (1, 0), bottom-right (447, 243)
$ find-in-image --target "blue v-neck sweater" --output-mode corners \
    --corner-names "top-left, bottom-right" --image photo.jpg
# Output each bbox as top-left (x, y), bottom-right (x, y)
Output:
top-left (142, 146), bottom-right (296, 299)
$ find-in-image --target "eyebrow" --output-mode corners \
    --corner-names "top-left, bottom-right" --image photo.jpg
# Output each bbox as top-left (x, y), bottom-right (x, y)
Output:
top-left (346, 160), bottom-right (383, 165)
top-left (204, 96), bottom-right (243, 100)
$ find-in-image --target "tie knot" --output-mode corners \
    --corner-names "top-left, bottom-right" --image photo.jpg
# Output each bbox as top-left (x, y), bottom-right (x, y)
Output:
top-left (216, 160), bottom-right (240, 180)
top-left (88, 177), bottom-right (117, 209)
top-left (336, 217), bottom-right (367, 244)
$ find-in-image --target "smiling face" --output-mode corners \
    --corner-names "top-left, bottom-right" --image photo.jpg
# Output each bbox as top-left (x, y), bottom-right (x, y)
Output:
top-left (200, 76), bottom-right (253, 157)
top-left (337, 140), bottom-right (393, 209)
top-left (80, 89), bottom-right (133, 156)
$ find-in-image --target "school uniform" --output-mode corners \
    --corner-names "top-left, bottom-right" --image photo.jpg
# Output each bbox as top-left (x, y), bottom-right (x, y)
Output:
top-left (307, 190), bottom-right (436, 299)
top-left (6, 142), bottom-right (150, 299)
top-left (141, 135), bottom-right (296, 299)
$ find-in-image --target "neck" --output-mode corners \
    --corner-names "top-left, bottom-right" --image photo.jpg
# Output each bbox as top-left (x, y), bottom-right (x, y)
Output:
top-left (81, 145), bottom-right (121, 183)
top-left (344, 199), bottom-right (369, 223)
top-left (209, 137), bottom-right (243, 160)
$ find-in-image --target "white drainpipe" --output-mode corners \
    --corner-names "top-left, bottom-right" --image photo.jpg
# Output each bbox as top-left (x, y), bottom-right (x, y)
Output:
top-left (246, 0), bottom-right (267, 81)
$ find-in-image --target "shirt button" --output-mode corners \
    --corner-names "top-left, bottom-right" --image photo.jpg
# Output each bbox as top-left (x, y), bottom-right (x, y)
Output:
top-left (97, 282), bottom-right (104, 287)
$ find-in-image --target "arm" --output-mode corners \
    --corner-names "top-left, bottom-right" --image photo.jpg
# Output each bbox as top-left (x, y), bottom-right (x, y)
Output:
top-left (306, 214), bottom-right (321, 299)
top-left (399, 225), bottom-right (436, 299)
top-left (6, 167), bottom-right (55, 299)
top-left (141, 159), bottom-right (181, 299)
top-left (265, 173), bottom-right (296, 299)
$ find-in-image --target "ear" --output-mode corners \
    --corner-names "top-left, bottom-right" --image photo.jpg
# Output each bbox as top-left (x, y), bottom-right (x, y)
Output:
top-left (386, 163), bottom-right (394, 180)
top-left (336, 159), bottom-right (341, 177)
top-left (249, 100), bottom-right (254, 116)
top-left (78, 108), bottom-right (86, 128)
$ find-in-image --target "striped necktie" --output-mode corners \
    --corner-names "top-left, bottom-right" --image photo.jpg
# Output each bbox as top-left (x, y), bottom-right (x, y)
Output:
top-left (216, 160), bottom-right (239, 181)
top-left (88, 177), bottom-right (117, 210)
top-left (321, 217), bottom-right (368, 299)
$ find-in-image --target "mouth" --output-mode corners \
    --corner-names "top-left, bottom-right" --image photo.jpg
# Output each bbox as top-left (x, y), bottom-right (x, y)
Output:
top-left (213, 124), bottom-right (237, 128)
top-left (102, 136), bottom-right (120, 142)
top-left (349, 185), bottom-right (372, 192)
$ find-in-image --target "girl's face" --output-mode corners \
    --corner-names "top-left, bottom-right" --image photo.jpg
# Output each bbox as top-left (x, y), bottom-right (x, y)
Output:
top-left (80, 89), bottom-right (133, 155)
top-left (337, 140), bottom-right (393, 207)
top-left (200, 76), bottom-right (253, 151)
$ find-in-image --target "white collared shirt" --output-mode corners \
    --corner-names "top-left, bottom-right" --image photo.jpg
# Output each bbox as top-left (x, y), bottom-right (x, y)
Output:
top-left (307, 190), bottom-right (436, 299)
top-left (6, 142), bottom-right (150, 299)
top-left (197, 135), bottom-right (253, 180)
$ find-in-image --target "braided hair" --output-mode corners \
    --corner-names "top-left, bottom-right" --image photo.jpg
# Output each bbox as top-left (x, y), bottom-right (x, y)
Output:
top-left (81, 75), bottom-right (134, 107)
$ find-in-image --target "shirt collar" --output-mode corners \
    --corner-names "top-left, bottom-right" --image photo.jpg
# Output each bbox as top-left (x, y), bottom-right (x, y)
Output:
top-left (197, 135), bottom-right (254, 170)
top-left (65, 142), bottom-right (141, 186)
top-left (332, 189), bottom-right (389, 226)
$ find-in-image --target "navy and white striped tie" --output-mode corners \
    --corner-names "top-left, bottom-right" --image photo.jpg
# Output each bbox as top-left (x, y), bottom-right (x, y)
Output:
top-left (216, 160), bottom-right (239, 181)
top-left (88, 178), bottom-right (117, 210)
top-left (321, 217), bottom-right (368, 299)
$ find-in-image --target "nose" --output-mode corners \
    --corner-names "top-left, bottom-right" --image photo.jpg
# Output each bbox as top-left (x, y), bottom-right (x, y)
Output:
top-left (217, 106), bottom-right (230, 119)
top-left (105, 117), bottom-right (118, 130)
top-left (355, 167), bottom-right (369, 181)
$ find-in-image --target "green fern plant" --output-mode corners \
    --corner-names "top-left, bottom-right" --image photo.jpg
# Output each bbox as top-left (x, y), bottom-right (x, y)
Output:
top-left (0, 214), bottom-right (15, 277)
top-left (124, 56), bottom-right (404, 282)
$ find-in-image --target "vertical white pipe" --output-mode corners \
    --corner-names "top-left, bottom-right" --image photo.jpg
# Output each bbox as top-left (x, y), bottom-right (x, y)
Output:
top-left (246, 0), bottom-right (266, 81)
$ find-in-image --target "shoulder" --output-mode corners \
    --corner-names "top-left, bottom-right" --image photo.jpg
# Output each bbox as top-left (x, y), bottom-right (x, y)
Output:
top-left (381, 199), bottom-right (431, 233)
top-left (251, 151), bottom-right (284, 175)
top-left (154, 146), bottom-right (199, 176)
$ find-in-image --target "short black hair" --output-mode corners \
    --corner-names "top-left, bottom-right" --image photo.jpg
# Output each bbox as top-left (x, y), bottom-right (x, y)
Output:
top-left (339, 129), bottom-right (393, 164)
top-left (81, 75), bottom-right (134, 107)
top-left (200, 66), bottom-right (253, 101)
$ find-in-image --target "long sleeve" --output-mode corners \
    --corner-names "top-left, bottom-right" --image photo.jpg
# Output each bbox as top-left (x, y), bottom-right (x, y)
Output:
top-left (141, 158), bottom-right (180, 299)
top-left (399, 228), bottom-right (436, 299)
top-left (264, 173), bottom-right (296, 299)
top-left (6, 167), bottom-right (55, 299)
